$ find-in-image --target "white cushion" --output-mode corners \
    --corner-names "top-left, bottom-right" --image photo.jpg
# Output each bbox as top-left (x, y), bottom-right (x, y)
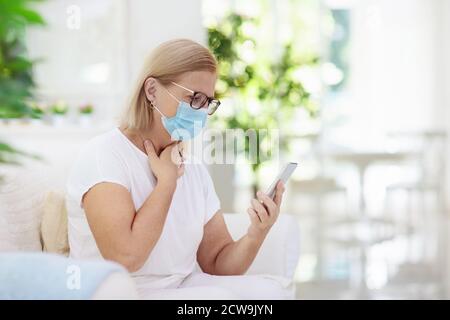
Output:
top-left (0, 164), bottom-right (49, 252)
top-left (223, 213), bottom-right (300, 279)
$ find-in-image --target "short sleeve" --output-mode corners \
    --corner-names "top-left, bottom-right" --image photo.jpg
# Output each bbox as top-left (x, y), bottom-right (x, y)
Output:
top-left (66, 143), bottom-right (131, 209)
top-left (199, 164), bottom-right (221, 225)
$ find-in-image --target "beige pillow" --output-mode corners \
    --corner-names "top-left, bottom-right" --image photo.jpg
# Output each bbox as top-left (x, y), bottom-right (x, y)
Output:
top-left (40, 191), bottom-right (69, 256)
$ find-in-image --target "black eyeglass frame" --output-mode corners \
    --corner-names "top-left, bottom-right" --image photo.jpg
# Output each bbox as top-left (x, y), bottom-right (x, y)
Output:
top-left (170, 81), bottom-right (221, 115)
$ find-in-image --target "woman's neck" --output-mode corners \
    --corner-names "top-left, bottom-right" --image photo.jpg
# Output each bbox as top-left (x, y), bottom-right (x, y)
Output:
top-left (139, 124), bottom-right (171, 155)
top-left (120, 123), bottom-right (171, 156)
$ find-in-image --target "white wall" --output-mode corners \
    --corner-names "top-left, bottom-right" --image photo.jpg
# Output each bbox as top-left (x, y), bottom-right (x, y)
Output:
top-left (440, 0), bottom-right (450, 216)
top-left (26, 0), bottom-right (129, 121)
top-left (126, 0), bottom-right (205, 84)
top-left (347, 0), bottom-right (441, 140)
top-left (26, 0), bottom-right (205, 122)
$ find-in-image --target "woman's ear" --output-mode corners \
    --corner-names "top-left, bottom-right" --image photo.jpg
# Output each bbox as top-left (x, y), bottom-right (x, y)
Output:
top-left (144, 77), bottom-right (157, 104)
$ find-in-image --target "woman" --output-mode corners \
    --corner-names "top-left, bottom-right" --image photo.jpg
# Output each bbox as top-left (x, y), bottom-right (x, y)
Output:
top-left (66, 39), bottom-right (290, 299)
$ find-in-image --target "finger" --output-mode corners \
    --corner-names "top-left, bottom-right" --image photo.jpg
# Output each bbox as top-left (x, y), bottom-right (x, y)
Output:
top-left (274, 181), bottom-right (285, 207)
top-left (247, 207), bottom-right (261, 223)
top-left (256, 190), bottom-right (277, 215)
top-left (160, 141), bottom-right (178, 154)
top-left (171, 145), bottom-right (183, 166)
top-left (166, 140), bottom-right (179, 148)
top-left (178, 163), bottom-right (185, 177)
top-left (251, 198), bottom-right (269, 222)
top-left (177, 142), bottom-right (185, 163)
top-left (274, 191), bottom-right (284, 209)
top-left (161, 144), bottom-right (179, 165)
top-left (144, 140), bottom-right (158, 163)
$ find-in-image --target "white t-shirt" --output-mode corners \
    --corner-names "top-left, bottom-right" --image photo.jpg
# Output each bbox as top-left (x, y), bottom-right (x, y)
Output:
top-left (65, 127), bottom-right (221, 290)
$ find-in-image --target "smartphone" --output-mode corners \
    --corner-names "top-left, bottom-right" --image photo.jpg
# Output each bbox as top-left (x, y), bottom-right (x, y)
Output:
top-left (265, 162), bottom-right (298, 199)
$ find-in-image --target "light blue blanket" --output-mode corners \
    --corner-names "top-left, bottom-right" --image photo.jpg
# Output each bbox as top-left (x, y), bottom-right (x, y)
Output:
top-left (0, 252), bottom-right (126, 300)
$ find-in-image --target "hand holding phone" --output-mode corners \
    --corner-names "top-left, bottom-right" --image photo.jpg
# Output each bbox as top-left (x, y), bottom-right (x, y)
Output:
top-left (247, 162), bottom-right (297, 237)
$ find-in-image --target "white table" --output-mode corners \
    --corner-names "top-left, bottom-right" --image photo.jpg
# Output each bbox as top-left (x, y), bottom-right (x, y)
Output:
top-left (330, 151), bottom-right (415, 215)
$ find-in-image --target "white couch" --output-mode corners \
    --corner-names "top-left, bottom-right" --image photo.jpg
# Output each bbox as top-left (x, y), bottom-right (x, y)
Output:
top-left (0, 164), bottom-right (300, 299)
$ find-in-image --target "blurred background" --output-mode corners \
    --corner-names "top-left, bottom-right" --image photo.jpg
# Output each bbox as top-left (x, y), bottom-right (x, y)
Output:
top-left (1, 0), bottom-right (449, 299)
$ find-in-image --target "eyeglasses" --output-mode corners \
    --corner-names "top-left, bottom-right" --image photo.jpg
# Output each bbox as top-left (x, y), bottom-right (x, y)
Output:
top-left (170, 81), bottom-right (221, 115)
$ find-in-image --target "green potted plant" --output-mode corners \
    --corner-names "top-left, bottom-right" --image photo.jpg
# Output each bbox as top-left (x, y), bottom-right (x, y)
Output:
top-left (0, 0), bottom-right (46, 173)
top-left (78, 103), bottom-right (94, 127)
top-left (28, 101), bottom-right (46, 124)
top-left (207, 13), bottom-right (318, 195)
top-left (49, 100), bottom-right (68, 126)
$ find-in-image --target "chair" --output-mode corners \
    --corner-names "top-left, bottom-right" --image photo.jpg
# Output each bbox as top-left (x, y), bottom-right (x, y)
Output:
top-left (383, 131), bottom-right (447, 296)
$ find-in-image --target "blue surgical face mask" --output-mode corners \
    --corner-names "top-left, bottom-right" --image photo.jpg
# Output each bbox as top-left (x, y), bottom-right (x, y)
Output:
top-left (152, 88), bottom-right (207, 141)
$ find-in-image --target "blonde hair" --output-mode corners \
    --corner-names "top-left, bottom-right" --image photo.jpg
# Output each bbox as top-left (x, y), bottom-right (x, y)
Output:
top-left (120, 39), bottom-right (217, 130)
